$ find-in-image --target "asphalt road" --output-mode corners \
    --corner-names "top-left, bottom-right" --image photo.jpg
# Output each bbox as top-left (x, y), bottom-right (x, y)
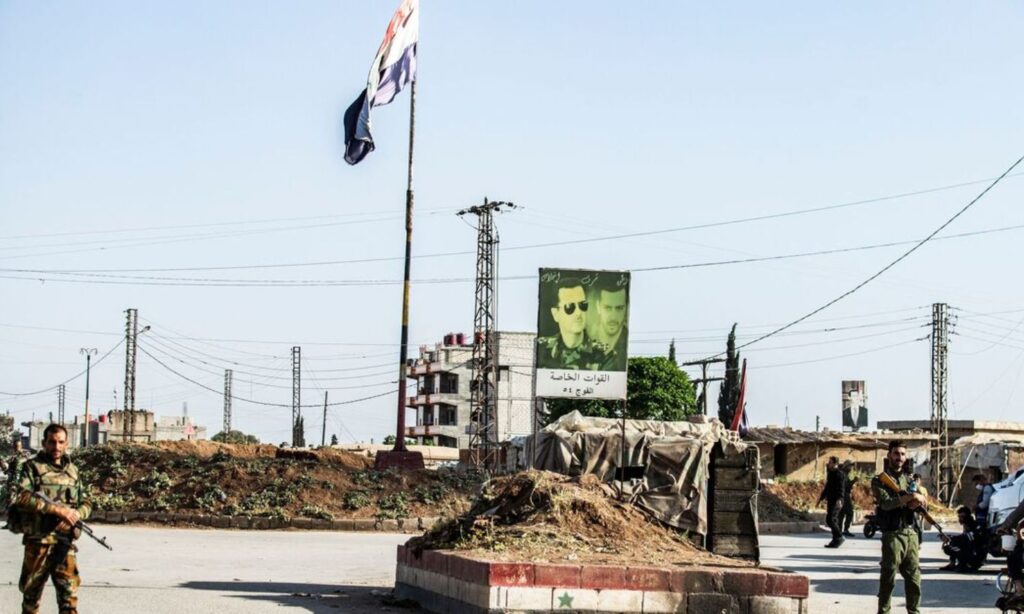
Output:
top-left (0, 525), bottom-right (1005, 613)
top-left (761, 530), bottom-right (1003, 613)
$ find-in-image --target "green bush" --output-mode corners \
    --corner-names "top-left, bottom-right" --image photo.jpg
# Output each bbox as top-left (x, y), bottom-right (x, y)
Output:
top-left (299, 504), bottom-right (334, 521)
top-left (377, 492), bottom-right (409, 519)
top-left (343, 490), bottom-right (371, 510)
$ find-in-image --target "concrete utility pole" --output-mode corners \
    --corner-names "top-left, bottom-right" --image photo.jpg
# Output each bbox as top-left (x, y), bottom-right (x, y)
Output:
top-left (321, 391), bottom-right (328, 447)
top-left (458, 198), bottom-right (516, 473)
top-left (57, 384), bottom-right (65, 425)
top-left (931, 302), bottom-right (952, 501)
top-left (681, 357), bottom-right (726, 416)
top-left (80, 347), bottom-right (98, 447)
top-left (123, 308), bottom-right (140, 442)
top-left (291, 346), bottom-right (303, 447)
top-left (223, 369), bottom-right (232, 435)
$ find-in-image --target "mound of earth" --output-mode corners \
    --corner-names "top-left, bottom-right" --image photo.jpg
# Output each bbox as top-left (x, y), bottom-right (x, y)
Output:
top-left (71, 441), bottom-right (482, 522)
top-left (407, 470), bottom-right (750, 567)
top-left (759, 478), bottom-right (956, 522)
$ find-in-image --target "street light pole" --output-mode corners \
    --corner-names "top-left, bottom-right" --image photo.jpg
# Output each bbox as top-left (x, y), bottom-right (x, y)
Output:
top-left (80, 348), bottom-right (98, 447)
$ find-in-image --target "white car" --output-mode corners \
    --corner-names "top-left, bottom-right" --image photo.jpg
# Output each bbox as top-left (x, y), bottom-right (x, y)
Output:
top-left (989, 466), bottom-right (1024, 554)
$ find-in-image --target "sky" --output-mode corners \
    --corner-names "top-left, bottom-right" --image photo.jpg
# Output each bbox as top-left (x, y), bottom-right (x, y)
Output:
top-left (1, 2), bottom-right (1023, 445)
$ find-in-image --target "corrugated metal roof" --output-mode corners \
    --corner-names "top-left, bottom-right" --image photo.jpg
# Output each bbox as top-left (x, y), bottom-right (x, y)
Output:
top-left (742, 427), bottom-right (936, 448)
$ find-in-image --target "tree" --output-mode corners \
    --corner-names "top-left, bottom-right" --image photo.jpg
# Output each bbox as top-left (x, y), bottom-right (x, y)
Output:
top-left (293, 415), bottom-right (306, 448)
top-left (543, 356), bottom-right (697, 425)
top-left (211, 430), bottom-right (260, 444)
top-left (668, 338), bottom-right (677, 364)
top-left (330, 434), bottom-right (339, 446)
top-left (718, 324), bottom-right (741, 428)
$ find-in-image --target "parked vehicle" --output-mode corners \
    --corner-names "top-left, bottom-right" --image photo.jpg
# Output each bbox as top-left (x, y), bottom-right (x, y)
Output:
top-left (990, 467), bottom-right (1024, 558)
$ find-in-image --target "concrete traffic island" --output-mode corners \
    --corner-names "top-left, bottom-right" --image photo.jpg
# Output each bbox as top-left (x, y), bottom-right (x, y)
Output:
top-left (395, 545), bottom-right (809, 613)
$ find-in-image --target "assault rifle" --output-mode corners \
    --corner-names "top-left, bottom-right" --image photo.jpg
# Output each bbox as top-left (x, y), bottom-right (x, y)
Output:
top-left (34, 491), bottom-right (113, 551)
top-left (876, 472), bottom-right (948, 541)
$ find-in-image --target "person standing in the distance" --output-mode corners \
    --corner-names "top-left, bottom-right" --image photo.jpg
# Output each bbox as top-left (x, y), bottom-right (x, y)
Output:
top-left (537, 277), bottom-right (608, 370)
top-left (12, 424), bottom-right (92, 614)
top-left (590, 277), bottom-right (628, 371)
top-left (817, 456), bottom-right (846, 547)
top-left (873, 440), bottom-right (926, 614)
top-left (972, 473), bottom-right (995, 531)
top-left (840, 460), bottom-right (857, 538)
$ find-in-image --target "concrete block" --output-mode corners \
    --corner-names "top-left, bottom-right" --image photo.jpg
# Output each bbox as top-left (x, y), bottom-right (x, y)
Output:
top-left (581, 565), bottom-right (626, 589)
top-left (379, 519), bottom-right (400, 532)
top-left (418, 569), bottom-right (450, 599)
top-left (534, 563), bottom-right (581, 588)
top-left (551, 588), bottom-right (599, 611)
top-left (291, 518), bottom-right (313, 529)
top-left (450, 577), bottom-right (493, 609)
top-left (748, 595), bottom-right (801, 614)
top-left (448, 555), bottom-right (488, 584)
top-left (687, 592), bottom-right (739, 614)
top-left (122, 511), bottom-right (139, 522)
top-left (496, 586), bottom-right (553, 610)
top-left (418, 516), bottom-right (438, 530)
top-left (211, 516), bottom-right (230, 528)
top-left (765, 573), bottom-right (808, 598)
top-left (596, 588), bottom-right (644, 611)
top-left (671, 569), bottom-right (723, 594)
top-left (421, 550), bottom-right (450, 576)
top-left (488, 562), bottom-right (534, 586)
top-left (309, 519), bottom-right (331, 530)
top-left (352, 518), bottom-right (375, 531)
top-left (625, 566), bottom-right (670, 591)
top-left (642, 590), bottom-right (687, 613)
top-left (331, 519), bottom-right (355, 531)
top-left (722, 570), bottom-right (768, 596)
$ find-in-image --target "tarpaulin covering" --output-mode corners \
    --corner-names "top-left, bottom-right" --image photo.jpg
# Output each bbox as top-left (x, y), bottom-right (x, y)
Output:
top-left (530, 411), bottom-right (747, 537)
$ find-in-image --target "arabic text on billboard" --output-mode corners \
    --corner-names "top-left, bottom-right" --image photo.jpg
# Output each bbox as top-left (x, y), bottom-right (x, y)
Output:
top-left (535, 268), bottom-right (630, 400)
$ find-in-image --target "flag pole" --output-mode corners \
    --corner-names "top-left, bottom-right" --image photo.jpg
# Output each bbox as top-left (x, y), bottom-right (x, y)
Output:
top-left (393, 79), bottom-right (416, 455)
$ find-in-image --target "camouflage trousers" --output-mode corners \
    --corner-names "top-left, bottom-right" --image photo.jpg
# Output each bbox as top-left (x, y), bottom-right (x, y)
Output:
top-left (19, 541), bottom-right (80, 614)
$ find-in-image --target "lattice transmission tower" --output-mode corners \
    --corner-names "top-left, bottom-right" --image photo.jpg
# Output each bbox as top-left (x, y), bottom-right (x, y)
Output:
top-left (457, 198), bottom-right (516, 472)
top-left (292, 346), bottom-right (304, 447)
top-left (223, 369), bottom-right (233, 435)
top-left (930, 302), bottom-right (953, 502)
top-left (123, 308), bottom-right (139, 442)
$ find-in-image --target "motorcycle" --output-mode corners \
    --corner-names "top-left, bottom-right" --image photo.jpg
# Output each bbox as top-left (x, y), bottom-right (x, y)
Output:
top-left (995, 520), bottom-right (1024, 613)
top-left (863, 511), bottom-right (880, 538)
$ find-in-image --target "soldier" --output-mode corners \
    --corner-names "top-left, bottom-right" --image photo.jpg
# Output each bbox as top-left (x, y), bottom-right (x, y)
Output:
top-left (537, 276), bottom-right (610, 370)
top-left (840, 460), bottom-right (857, 538)
top-left (817, 456), bottom-right (846, 547)
top-left (12, 424), bottom-right (92, 614)
top-left (873, 439), bottom-right (926, 614)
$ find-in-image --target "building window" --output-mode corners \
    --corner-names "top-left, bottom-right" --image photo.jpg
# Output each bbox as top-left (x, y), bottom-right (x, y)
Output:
top-left (438, 435), bottom-right (458, 448)
top-left (420, 375), bottom-right (436, 395)
top-left (438, 404), bottom-right (457, 426)
top-left (439, 373), bottom-right (459, 394)
top-left (422, 406), bottom-right (434, 426)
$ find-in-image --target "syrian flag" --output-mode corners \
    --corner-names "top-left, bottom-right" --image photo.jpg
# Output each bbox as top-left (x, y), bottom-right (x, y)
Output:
top-left (729, 358), bottom-right (749, 434)
top-left (343, 0), bottom-right (419, 165)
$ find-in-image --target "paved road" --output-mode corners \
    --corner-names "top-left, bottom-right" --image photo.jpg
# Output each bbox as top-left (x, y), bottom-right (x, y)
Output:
top-left (1, 526), bottom-right (1005, 613)
top-left (0, 525), bottom-right (424, 613)
top-left (761, 530), bottom-right (1003, 613)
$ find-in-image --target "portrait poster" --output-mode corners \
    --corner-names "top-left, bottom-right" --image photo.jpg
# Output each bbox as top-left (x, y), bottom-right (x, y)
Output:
top-left (534, 268), bottom-right (630, 400)
top-left (841, 380), bottom-right (868, 431)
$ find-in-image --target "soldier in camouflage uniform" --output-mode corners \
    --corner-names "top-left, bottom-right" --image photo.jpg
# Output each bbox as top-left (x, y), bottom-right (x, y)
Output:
top-left (12, 424), bottom-right (92, 614)
top-left (537, 276), bottom-right (612, 370)
top-left (872, 440), bottom-right (926, 614)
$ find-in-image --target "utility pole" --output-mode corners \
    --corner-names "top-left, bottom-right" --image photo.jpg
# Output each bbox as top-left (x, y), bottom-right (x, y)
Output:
top-left (80, 347), bottom-right (98, 447)
top-left (223, 369), bottom-right (232, 435)
top-left (321, 391), bottom-right (328, 447)
top-left (291, 346), bottom-right (304, 447)
top-left (784, 404), bottom-right (790, 429)
top-left (123, 308), bottom-right (139, 443)
top-left (57, 384), bottom-right (65, 425)
top-left (458, 198), bottom-right (516, 473)
top-left (681, 357), bottom-right (726, 415)
top-left (931, 302), bottom-right (952, 502)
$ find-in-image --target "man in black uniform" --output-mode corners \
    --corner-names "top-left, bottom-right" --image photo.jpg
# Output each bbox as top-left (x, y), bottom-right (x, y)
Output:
top-left (817, 456), bottom-right (847, 547)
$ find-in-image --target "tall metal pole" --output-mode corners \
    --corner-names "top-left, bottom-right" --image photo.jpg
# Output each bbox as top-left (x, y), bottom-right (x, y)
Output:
top-left (321, 391), bottom-right (328, 447)
top-left (931, 302), bottom-right (951, 501)
top-left (459, 199), bottom-right (516, 472)
top-left (57, 384), bottom-right (65, 425)
top-left (292, 346), bottom-right (302, 447)
top-left (223, 369), bottom-right (233, 435)
top-left (123, 308), bottom-right (139, 442)
top-left (391, 80), bottom-right (417, 455)
top-left (80, 348), bottom-right (97, 446)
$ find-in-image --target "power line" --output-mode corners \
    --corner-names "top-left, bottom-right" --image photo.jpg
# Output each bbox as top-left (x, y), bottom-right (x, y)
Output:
top-left (0, 339), bottom-right (124, 397)
top-left (730, 153), bottom-right (1024, 353)
top-left (747, 337), bottom-right (927, 370)
top-left (5, 221), bottom-right (1023, 287)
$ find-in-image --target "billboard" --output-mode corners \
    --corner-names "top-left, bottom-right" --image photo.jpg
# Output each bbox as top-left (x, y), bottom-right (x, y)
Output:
top-left (535, 268), bottom-right (630, 400)
top-left (841, 380), bottom-right (868, 431)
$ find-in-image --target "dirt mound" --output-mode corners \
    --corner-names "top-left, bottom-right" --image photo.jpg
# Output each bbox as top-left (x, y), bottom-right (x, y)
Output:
top-left (408, 471), bottom-right (749, 567)
top-left (72, 443), bottom-right (479, 522)
top-left (759, 478), bottom-right (956, 522)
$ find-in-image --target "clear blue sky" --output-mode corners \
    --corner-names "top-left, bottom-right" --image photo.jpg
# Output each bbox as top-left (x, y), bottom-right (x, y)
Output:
top-left (2, 2), bottom-right (1023, 444)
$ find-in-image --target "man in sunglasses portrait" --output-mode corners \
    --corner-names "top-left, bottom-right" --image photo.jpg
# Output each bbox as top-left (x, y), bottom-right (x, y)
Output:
top-left (537, 276), bottom-right (609, 370)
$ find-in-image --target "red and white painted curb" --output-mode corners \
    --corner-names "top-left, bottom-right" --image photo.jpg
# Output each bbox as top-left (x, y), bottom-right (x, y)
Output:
top-left (395, 545), bottom-right (809, 613)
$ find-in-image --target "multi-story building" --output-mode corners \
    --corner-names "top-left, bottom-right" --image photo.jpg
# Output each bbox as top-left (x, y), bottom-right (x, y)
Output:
top-left (406, 331), bottom-right (535, 449)
top-left (21, 409), bottom-right (207, 449)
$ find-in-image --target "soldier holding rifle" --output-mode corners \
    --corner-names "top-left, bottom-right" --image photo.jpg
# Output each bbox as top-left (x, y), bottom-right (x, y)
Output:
top-left (10, 424), bottom-right (96, 614)
top-left (872, 440), bottom-right (927, 614)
